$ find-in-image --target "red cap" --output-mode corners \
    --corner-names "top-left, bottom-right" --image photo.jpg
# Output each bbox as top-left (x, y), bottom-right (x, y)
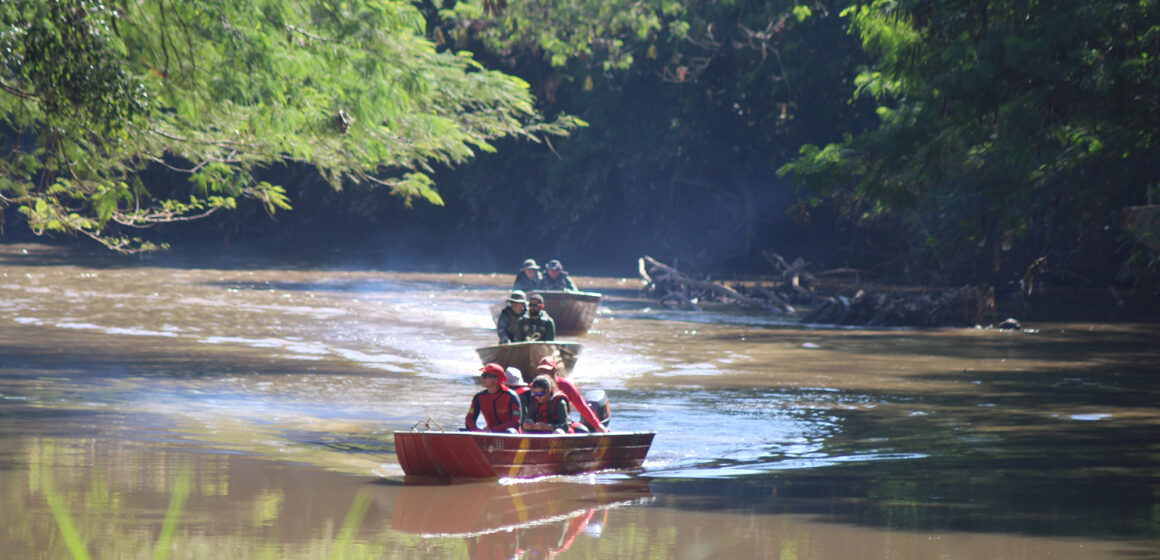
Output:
top-left (535, 357), bottom-right (557, 372)
top-left (480, 363), bottom-right (505, 378)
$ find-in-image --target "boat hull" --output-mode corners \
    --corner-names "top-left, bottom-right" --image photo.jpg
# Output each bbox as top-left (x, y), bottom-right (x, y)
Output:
top-left (475, 340), bottom-right (581, 381)
top-left (491, 291), bottom-right (602, 335)
top-left (536, 290), bottom-right (602, 335)
top-left (394, 430), bottom-right (655, 479)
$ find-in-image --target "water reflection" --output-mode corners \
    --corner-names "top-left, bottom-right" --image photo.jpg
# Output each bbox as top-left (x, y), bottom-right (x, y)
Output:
top-left (391, 478), bottom-right (652, 559)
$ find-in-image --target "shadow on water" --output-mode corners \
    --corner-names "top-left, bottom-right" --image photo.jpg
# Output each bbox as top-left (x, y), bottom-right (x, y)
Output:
top-left (200, 278), bottom-right (495, 294)
top-left (646, 452), bottom-right (1160, 540)
top-left (632, 320), bottom-right (1160, 542)
top-left (700, 323), bottom-right (1159, 361)
top-left (0, 334), bottom-right (349, 380)
top-left (641, 358), bottom-right (1160, 541)
top-left (0, 241), bottom-right (510, 275)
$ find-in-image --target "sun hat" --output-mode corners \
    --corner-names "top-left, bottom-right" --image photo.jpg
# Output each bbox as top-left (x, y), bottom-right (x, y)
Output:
top-left (504, 367), bottom-right (527, 387)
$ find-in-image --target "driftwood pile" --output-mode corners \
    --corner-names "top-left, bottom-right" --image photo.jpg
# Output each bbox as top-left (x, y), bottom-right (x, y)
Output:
top-left (799, 285), bottom-right (993, 327)
top-left (638, 254), bottom-right (994, 327)
top-left (638, 255), bottom-right (795, 313)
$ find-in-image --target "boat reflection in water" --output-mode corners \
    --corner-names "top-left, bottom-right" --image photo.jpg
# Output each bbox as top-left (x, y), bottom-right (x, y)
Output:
top-left (391, 478), bottom-right (652, 558)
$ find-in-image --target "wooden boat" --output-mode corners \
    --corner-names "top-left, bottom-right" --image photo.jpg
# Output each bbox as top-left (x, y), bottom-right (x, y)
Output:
top-left (475, 340), bottom-right (581, 382)
top-left (490, 290), bottom-right (603, 335)
top-left (394, 430), bottom-right (655, 479)
top-left (536, 290), bottom-right (602, 335)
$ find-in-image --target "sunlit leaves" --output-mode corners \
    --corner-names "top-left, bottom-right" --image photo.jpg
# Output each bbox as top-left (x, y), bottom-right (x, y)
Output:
top-left (439, 0), bottom-right (677, 71)
top-left (0, 0), bottom-right (581, 252)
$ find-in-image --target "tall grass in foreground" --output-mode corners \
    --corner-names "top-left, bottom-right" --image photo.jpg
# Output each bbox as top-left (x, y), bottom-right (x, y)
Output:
top-left (153, 464), bottom-right (193, 560)
top-left (39, 463), bottom-right (378, 560)
top-left (328, 491), bottom-right (371, 560)
top-left (39, 466), bottom-right (92, 560)
top-left (41, 463), bottom-right (193, 560)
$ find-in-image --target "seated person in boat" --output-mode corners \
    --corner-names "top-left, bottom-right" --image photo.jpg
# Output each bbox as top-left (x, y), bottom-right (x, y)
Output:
top-left (535, 357), bottom-right (609, 433)
top-left (496, 290), bottom-right (527, 343)
top-left (514, 293), bottom-right (556, 342)
top-left (465, 363), bottom-right (523, 433)
top-left (504, 366), bottom-right (532, 419)
top-left (538, 259), bottom-right (578, 291)
top-left (522, 375), bottom-right (572, 434)
top-left (513, 258), bottom-right (542, 292)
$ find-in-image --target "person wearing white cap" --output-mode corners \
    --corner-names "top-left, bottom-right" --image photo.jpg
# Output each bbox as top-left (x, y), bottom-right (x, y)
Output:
top-left (504, 366), bottom-right (531, 420)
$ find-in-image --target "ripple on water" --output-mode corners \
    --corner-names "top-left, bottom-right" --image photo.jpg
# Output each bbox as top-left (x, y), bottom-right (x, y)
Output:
top-left (56, 321), bottom-right (179, 337)
top-left (1069, 413), bottom-right (1112, 421)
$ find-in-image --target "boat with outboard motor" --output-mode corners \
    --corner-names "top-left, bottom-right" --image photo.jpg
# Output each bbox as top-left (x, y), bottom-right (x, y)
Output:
top-left (394, 428), bottom-right (654, 479)
top-left (395, 389), bottom-right (651, 480)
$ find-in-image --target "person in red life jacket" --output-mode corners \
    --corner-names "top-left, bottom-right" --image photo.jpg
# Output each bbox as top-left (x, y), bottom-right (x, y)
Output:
top-left (534, 357), bottom-right (609, 433)
top-left (522, 375), bottom-right (572, 434)
top-left (465, 363), bottom-right (522, 433)
top-left (504, 366), bottom-right (532, 420)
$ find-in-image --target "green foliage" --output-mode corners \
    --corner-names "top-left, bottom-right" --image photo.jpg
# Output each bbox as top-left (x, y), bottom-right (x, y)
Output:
top-left (0, 0), bottom-right (580, 252)
top-left (153, 464), bottom-right (193, 560)
top-left (438, 0), bottom-right (682, 72)
top-left (781, 0), bottom-right (1160, 283)
top-left (40, 466), bottom-right (93, 560)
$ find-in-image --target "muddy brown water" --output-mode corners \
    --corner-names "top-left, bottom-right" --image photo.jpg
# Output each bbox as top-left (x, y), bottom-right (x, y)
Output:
top-left (1, 243), bottom-right (1158, 559)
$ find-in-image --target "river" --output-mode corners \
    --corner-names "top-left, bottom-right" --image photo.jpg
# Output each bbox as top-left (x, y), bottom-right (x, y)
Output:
top-left (1, 242), bottom-right (1157, 559)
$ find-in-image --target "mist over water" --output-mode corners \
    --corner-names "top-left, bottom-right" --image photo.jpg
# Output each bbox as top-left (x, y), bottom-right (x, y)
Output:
top-left (2, 242), bottom-right (1158, 559)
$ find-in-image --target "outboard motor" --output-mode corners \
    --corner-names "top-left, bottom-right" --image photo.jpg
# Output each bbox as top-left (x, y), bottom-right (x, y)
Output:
top-left (583, 389), bottom-right (611, 432)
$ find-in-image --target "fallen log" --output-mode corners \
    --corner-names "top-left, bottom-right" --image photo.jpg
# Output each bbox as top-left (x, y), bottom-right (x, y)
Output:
top-left (640, 256), bottom-right (792, 313)
top-left (638, 255), bottom-right (995, 327)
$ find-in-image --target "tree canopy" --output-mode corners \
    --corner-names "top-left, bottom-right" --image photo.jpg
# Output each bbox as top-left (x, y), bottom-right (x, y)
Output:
top-left (778, 0), bottom-right (1160, 284)
top-left (0, 0), bottom-right (581, 252)
top-left (4, 0), bottom-right (1156, 291)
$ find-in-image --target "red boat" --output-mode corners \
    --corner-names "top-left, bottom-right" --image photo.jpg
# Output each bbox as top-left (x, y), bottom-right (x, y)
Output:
top-left (394, 430), bottom-right (655, 479)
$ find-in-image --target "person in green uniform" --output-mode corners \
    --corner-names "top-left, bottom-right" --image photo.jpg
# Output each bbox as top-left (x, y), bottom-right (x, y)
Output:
top-left (513, 259), bottom-right (542, 292)
top-left (496, 290), bottom-right (527, 343)
top-left (539, 259), bottom-right (578, 291)
top-left (516, 293), bottom-right (556, 342)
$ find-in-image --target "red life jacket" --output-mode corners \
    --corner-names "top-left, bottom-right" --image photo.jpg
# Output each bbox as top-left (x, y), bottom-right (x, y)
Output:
top-left (468, 388), bottom-right (521, 432)
top-left (530, 394), bottom-right (572, 433)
